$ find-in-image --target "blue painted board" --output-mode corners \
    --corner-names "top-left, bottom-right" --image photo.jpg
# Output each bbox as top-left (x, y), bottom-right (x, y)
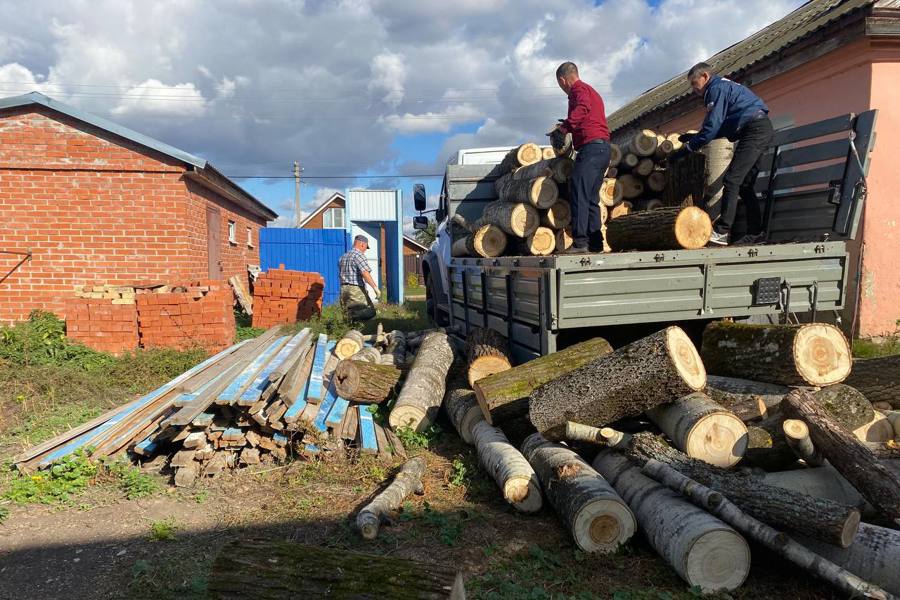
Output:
top-left (133, 437), bottom-right (158, 456)
top-left (313, 381), bottom-right (339, 433)
top-left (358, 406), bottom-right (378, 453)
top-left (273, 433), bottom-right (288, 446)
top-left (306, 334), bottom-right (330, 403)
top-left (325, 397), bottom-right (350, 429)
top-left (237, 331), bottom-right (308, 405)
top-left (222, 427), bottom-right (244, 441)
top-left (191, 412), bottom-right (215, 426)
top-left (217, 337), bottom-right (288, 403)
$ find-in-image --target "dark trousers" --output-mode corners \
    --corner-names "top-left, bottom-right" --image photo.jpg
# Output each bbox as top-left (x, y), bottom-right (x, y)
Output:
top-left (708, 117), bottom-right (774, 235)
top-left (568, 140), bottom-right (610, 250)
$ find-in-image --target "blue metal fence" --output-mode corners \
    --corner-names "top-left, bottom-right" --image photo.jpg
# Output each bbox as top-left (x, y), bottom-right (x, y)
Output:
top-left (259, 228), bottom-right (350, 305)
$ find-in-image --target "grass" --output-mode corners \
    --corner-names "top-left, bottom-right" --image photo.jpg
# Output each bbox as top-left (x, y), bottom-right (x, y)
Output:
top-left (280, 299), bottom-right (430, 340)
top-left (148, 518), bottom-right (178, 542)
top-left (852, 335), bottom-right (900, 358)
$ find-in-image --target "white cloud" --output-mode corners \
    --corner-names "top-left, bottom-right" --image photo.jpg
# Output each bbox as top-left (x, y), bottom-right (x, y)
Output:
top-left (368, 51), bottom-right (407, 107)
top-left (111, 79), bottom-right (207, 117)
top-left (381, 103), bottom-right (483, 134)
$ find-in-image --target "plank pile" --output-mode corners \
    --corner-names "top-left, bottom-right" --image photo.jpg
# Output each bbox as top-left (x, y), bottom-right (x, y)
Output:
top-left (251, 266), bottom-right (325, 328)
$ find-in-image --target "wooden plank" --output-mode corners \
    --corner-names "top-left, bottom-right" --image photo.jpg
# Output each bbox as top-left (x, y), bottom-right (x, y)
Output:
top-left (374, 424), bottom-right (390, 457)
top-left (183, 432), bottom-right (207, 449)
top-left (132, 436), bottom-right (158, 457)
top-left (237, 332), bottom-right (308, 405)
top-left (313, 381), bottom-right (340, 433)
top-left (217, 337), bottom-right (289, 404)
top-left (268, 328), bottom-right (311, 382)
top-left (191, 412), bottom-right (215, 427)
top-left (325, 396), bottom-right (350, 429)
top-left (772, 114), bottom-right (853, 146)
top-left (165, 361), bottom-right (249, 427)
top-left (358, 406), bottom-right (378, 454)
top-left (772, 162), bottom-right (845, 191)
top-left (273, 433), bottom-right (288, 447)
top-left (229, 275), bottom-right (254, 316)
top-left (178, 337), bottom-right (259, 393)
top-left (306, 334), bottom-right (331, 403)
top-left (777, 138), bottom-right (849, 169)
top-left (343, 405), bottom-right (359, 441)
top-left (283, 349), bottom-right (316, 424)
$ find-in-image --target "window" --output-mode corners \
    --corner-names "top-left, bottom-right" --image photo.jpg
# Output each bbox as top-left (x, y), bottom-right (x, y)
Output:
top-left (228, 220), bottom-right (236, 244)
top-left (323, 207), bottom-right (344, 229)
top-left (247, 227), bottom-right (253, 248)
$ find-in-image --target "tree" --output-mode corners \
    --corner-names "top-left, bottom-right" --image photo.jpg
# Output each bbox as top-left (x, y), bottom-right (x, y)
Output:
top-left (414, 219), bottom-right (437, 247)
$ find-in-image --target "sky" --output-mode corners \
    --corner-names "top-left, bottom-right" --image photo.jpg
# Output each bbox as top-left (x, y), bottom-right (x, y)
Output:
top-left (0, 0), bottom-right (805, 231)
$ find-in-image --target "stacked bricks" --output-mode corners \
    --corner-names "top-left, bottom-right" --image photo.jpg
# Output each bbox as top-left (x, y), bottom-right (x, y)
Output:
top-left (252, 266), bottom-right (325, 329)
top-left (65, 297), bottom-right (139, 355)
top-left (136, 280), bottom-right (235, 353)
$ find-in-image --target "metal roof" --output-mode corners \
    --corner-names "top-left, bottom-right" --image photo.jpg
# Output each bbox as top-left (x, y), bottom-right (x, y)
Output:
top-left (608, 0), bottom-right (876, 131)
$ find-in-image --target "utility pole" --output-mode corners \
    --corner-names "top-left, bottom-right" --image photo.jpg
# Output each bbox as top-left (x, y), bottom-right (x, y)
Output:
top-left (293, 160), bottom-right (302, 227)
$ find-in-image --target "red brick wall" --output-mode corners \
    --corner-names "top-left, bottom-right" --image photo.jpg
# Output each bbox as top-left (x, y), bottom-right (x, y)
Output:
top-left (0, 106), bottom-right (266, 323)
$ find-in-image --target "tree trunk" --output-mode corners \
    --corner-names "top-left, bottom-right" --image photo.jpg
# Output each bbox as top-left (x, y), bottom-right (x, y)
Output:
top-left (333, 360), bottom-right (401, 404)
top-left (705, 375), bottom-right (788, 419)
top-left (335, 330), bottom-right (365, 360)
top-left (624, 432), bottom-right (861, 547)
top-left (350, 346), bottom-right (381, 364)
top-left (389, 331), bottom-right (454, 432)
top-left (646, 392), bottom-right (749, 468)
top-left (618, 174), bottom-right (644, 199)
top-left (522, 433), bottom-right (636, 553)
top-left (473, 337), bottom-right (613, 425)
top-left (508, 226), bottom-right (556, 256)
top-left (472, 420), bottom-right (542, 513)
top-left (541, 201), bottom-right (572, 229)
top-left (845, 356), bottom-right (900, 409)
top-left (605, 206), bottom-right (712, 251)
top-left (783, 419), bottom-right (825, 466)
top-left (641, 460), bottom-right (893, 600)
top-left (814, 384), bottom-right (876, 431)
top-left (609, 143), bottom-right (622, 167)
top-left (465, 328), bottom-right (512, 387)
top-left (646, 171), bottom-right (666, 193)
top-left (529, 327), bottom-right (706, 440)
top-left (444, 382), bottom-right (484, 445)
top-left (634, 158), bottom-right (655, 177)
top-left (700, 322), bottom-right (852, 386)
top-left (500, 143), bottom-right (543, 174)
top-left (494, 173), bottom-right (559, 209)
top-left (781, 388), bottom-right (900, 524)
top-left (555, 227), bottom-right (574, 251)
top-left (381, 330), bottom-right (407, 368)
top-left (208, 539), bottom-right (465, 600)
top-left (625, 129), bottom-right (659, 157)
top-left (356, 456), bottom-right (427, 540)
top-left (621, 153), bottom-right (640, 170)
top-left (593, 452), bottom-right (750, 592)
top-left (511, 157), bottom-right (574, 184)
top-left (599, 178), bottom-right (623, 207)
top-left (475, 201), bottom-right (539, 238)
top-left (609, 201), bottom-right (632, 220)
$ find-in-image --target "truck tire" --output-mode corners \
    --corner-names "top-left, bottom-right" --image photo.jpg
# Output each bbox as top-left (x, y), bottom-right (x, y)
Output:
top-left (425, 273), bottom-right (448, 326)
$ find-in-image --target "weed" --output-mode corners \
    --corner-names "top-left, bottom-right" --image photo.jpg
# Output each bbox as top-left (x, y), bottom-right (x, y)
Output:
top-left (448, 457), bottom-right (468, 488)
top-left (395, 423), bottom-right (441, 450)
top-left (193, 490), bottom-right (209, 504)
top-left (852, 336), bottom-right (900, 358)
top-left (148, 518), bottom-right (177, 541)
top-left (236, 325), bottom-right (266, 343)
top-left (421, 502), bottom-right (464, 547)
top-left (0, 505), bottom-right (8, 523)
top-left (368, 465), bottom-right (387, 481)
top-left (105, 459), bottom-right (160, 500)
top-left (4, 450), bottom-right (97, 504)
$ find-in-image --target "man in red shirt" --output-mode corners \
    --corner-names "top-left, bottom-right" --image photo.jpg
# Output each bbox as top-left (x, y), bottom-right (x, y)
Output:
top-left (555, 62), bottom-right (611, 254)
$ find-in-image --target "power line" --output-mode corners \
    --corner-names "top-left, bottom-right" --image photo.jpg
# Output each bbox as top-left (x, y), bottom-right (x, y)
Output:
top-left (227, 173), bottom-right (443, 179)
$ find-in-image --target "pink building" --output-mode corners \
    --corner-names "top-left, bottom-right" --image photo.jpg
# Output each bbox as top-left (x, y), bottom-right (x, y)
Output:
top-left (609, 0), bottom-right (900, 338)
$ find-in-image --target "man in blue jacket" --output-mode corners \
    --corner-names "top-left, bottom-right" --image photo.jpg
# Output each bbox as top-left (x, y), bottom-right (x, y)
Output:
top-left (674, 62), bottom-right (773, 246)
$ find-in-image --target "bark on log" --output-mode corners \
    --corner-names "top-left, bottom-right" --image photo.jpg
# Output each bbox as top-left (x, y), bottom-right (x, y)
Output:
top-left (605, 206), bottom-right (712, 251)
top-left (444, 382), bottom-right (484, 445)
top-left (508, 226), bottom-right (556, 256)
top-left (333, 360), bottom-right (401, 404)
top-left (632, 198), bottom-right (663, 211)
top-left (350, 346), bottom-right (381, 364)
top-left (389, 330), bottom-right (454, 432)
top-left (783, 419), bottom-right (825, 466)
top-left (465, 328), bottom-right (512, 387)
top-left (646, 171), bottom-right (666, 193)
top-left (356, 457), bottom-right (427, 540)
top-left (593, 452), bottom-right (750, 592)
top-left (522, 433), bottom-right (636, 553)
top-left (599, 178), bottom-right (623, 207)
top-left (473, 337), bottom-right (613, 425)
top-left (646, 392), bottom-right (749, 467)
top-left (208, 538), bottom-right (466, 599)
top-left (609, 201), bottom-right (632, 220)
top-left (511, 157), bottom-right (574, 184)
top-left (641, 460), bottom-right (893, 600)
top-left (618, 174), bottom-right (644, 199)
top-left (451, 235), bottom-right (474, 257)
top-left (814, 384), bottom-right (875, 431)
top-left (452, 224), bottom-right (508, 258)
top-left (475, 200), bottom-right (539, 238)
top-left (701, 321), bottom-right (852, 386)
top-left (845, 356), bottom-right (900, 409)
top-left (609, 143), bottom-right (622, 167)
top-left (473, 420), bottom-right (542, 512)
top-left (705, 375), bottom-right (788, 419)
top-left (381, 330), bottom-right (407, 367)
top-left (781, 388), bottom-right (900, 524)
top-left (500, 143), bottom-right (543, 174)
top-left (335, 330), bottom-right (365, 360)
top-left (624, 432), bottom-right (861, 547)
top-left (625, 129), bottom-right (659, 157)
top-left (541, 201), bottom-right (572, 229)
top-left (494, 173), bottom-right (559, 209)
top-left (529, 327), bottom-right (706, 439)
top-left (555, 227), bottom-right (574, 251)
top-left (653, 139), bottom-right (675, 161)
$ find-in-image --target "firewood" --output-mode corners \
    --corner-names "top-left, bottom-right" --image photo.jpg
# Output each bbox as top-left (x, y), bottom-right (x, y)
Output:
top-left (333, 360), bottom-right (401, 404)
top-left (349, 346), bottom-right (381, 364)
top-left (855, 412), bottom-right (896, 443)
top-left (634, 158), bottom-right (654, 177)
top-left (380, 330), bottom-right (407, 367)
top-left (593, 452), bottom-right (750, 592)
top-left (335, 330), bottom-right (365, 360)
top-left (705, 375), bottom-right (788, 421)
top-left (605, 206), bottom-right (712, 251)
top-left (646, 392), bottom-right (748, 467)
top-left (609, 200), bottom-right (632, 220)
top-left (813, 384), bottom-right (875, 430)
top-left (653, 139), bottom-right (675, 161)
top-left (632, 198), bottom-right (663, 211)
top-left (621, 153), bottom-right (639, 170)
top-left (529, 327), bottom-right (705, 439)
top-left (499, 143), bottom-right (543, 174)
top-left (599, 178), bottom-right (623, 207)
top-left (474, 200), bottom-right (539, 238)
top-left (625, 129), bottom-right (659, 157)
top-left (701, 322), bottom-right (851, 387)
top-left (609, 143), bottom-right (622, 167)
top-left (541, 201), bottom-right (572, 229)
top-left (444, 381), bottom-right (484, 445)
top-left (472, 420), bottom-right (542, 512)
top-left (762, 464), bottom-right (870, 512)
top-left (642, 460), bottom-right (892, 600)
top-left (542, 146), bottom-right (555, 160)
top-left (473, 337), bottom-right (613, 425)
top-left (522, 433), bottom-right (636, 553)
top-left (494, 173), bottom-right (559, 209)
top-left (618, 174), bottom-right (644, 199)
top-left (465, 328), bottom-right (512, 387)
top-left (646, 171), bottom-right (666, 192)
top-left (783, 419), bottom-right (825, 466)
top-left (511, 157), bottom-right (574, 184)
top-left (452, 224), bottom-right (508, 258)
top-left (356, 456), bottom-right (426, 540)
top-left (389, 330), bottom-right (454, 432)
top-left (508, 226), bottom-right (556, 256)
top-left (781, 388), bottom-right (900, 525)
top-left (845, 355), bottom-right (900, 409)
top-left (555, 227), bottom-right (574, 251)
top-left (744, 416), bottom-right (797, 471)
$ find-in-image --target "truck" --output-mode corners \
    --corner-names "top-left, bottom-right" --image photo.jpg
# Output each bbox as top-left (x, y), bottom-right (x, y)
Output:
top-left (412, 110), bottom-right (877, 363)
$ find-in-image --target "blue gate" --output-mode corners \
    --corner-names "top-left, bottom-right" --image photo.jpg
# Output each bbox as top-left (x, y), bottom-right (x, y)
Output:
top-left (259, 228), bottom-right (350, 305)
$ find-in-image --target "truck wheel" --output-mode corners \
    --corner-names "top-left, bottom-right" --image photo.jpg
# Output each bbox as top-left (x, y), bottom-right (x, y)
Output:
top-left (425, 273), bottom-right (447, 326)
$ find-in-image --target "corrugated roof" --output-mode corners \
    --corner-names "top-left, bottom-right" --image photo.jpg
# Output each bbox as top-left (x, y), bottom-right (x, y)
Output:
top-left (608, 0), bottom-right (875, 131)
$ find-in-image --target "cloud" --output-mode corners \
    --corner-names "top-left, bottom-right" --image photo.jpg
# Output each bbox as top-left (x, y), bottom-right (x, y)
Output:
top-left (111, 79), bottom-right (207, 117)
top-left (381, 103), bottom-right (483, 134)
top-left (368, 51), bottom-right (406, 107)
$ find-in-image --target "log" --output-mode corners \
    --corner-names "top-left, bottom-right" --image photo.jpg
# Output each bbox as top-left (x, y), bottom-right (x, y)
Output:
top-left (356, 456), bottom-right (427, 540)
top-left (632, 198), bottom-right (663, 211)
top-left (465, 328), bottom-right (512, 387)
top-left (473, 337), bottom-right (613, 425)
top-left (781, 388), bottom-right (900, 524)
top-left (599, 178), bottom-right (623, 207)
top-left (609, 200), bottom-right (632, 220)
top-left (609, 143), bottom-right (622, 167)
top-left (744, 416), bottom-right (798, 471)
top-left (208, 539), bottom-right (465, 599)
top-left (522, 433), bottom-right (636, 553)
top-left (499, 143), bottom-right (543, 174)
top-left (380, 330), bottom-right (407, 367)
top-left (701, 322), bottom-right (852, 387)
top-left (555, 227), bottom-right (574, 251)
top-left (814, 384), bottom-right (875, 431)
top-left (634, 158), bottom-right (654, 177)
top-left (542, 146), bottom-right (555, 160)
top-left (529, 327), bottom-right (706, 439)
top-left (472, 420), bottom-right (542, 512)
top-left (621, 153), bottom-right (639, 170)
top-left (541, 201), bottom-right (572, 229)
top-left (646, 392), bottom-right (749, 468)
top-left (855, 412), bottom-right (896, 444)
top-left (333, 360), bottom-right (401, 404)
top-left (783, 419), bottom-right (825, 466)
top-left (451, 235), bottom-right (474, 257)
top-left (641, 460), bottom-right (893, 600)
top-left (509, 226), bottom-right (556, 256)
top-left (350, 346), bottom-right (381, 364)
top-left (335, 330), bottom-right (365, 360)
top-left (625, 432), bottom-right (861, 547)
top-left (389, 330), bottom-right (454, 432)
top-left (452, 224), bottom-right (508, 258)
top-left (845, 355), bottom-right (900, 409)
top-left (646, 171), bottom-right (666, 193)
top-left (511, 157), bottom-right (574, 184)
top-left (605, 206), bottom-right (712, 251)
top-left (475, 200), bottom-right (539, 238)
top-left (666, 132), bottom-right (683, 150)
top-left (593, 452), bottom-right (750, 592)
top-left (705, 375), bottom-right (789, 418)
top-left (653, 139), bottom-right (675, 161)
top-left (605, 167), bottom-right (618, 178)
top-left (618, 174), bottom-right (644, 199)
top-left (494, 173), bottom-right (559, 209)
top-left (444, 382), bottom-right (484, 445)
top-left (625, 129), bottom-right (659, 157)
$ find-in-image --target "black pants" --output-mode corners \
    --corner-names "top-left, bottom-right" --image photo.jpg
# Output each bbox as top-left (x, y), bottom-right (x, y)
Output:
top-left (568, 140), bottom-right (610, 250)
top-left (708, 117), bottom-right (774, 235)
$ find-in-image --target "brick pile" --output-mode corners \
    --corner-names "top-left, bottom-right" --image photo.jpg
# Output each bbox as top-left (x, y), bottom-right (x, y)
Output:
top-left (65, 297), bottom-right (139, 355)
top-left (251, 267), bottom-right (325, 329)
top-left (136, 281), bottom-right (235, 352)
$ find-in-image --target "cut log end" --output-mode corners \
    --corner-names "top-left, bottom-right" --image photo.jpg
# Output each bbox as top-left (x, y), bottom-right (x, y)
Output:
top-left (673, 206), bottom-right (714, 250)
top-left (389, 406), bottom-right (427, 432)
top-left (842, 509), bottom-right (863, 548)
top-left (668, 327), bottom-right (707, 391)
top-left (517, 143), bottom-right (542, 166)
top-left (685, 529), bottom-right (752, 592)
top-left (468, 355), bottom-right (513, 388)
top-left (531, 176), bottom-right (559, 209)
top-left (794, 324), bottom-right (852, 386)
top-left (686, 412), bottom-right (749, 468)
top-left (526, 226), bottom-right (557, 256)
top-left (574, 499), bottom-right (636, 553)
top-left (473, 224), bottom-right (508, 258)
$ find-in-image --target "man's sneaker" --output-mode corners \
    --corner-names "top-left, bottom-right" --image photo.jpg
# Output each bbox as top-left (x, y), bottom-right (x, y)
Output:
top-left (707, 231), bottom-right (729, 247)
top-left (733, 232), bottom-right (767, 246)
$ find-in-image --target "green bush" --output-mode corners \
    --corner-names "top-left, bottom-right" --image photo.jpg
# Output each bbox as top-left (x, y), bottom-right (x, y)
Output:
top-left (5, 450), bottom-right (98, 504)
top-left (0, 311), bottom-right (115, 370)
top-left (406, 273), bottom-right (421, 289)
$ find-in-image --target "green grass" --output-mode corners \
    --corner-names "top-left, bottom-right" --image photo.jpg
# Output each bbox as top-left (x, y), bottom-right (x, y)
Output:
top-left (281, 299), bottom-right (430, 340)
top-left (852, 336), bottom-right (900, 359)
top-left (148, 518), bottom-right (178, 542)
top-left (4, 449), bottom-right (98, 505)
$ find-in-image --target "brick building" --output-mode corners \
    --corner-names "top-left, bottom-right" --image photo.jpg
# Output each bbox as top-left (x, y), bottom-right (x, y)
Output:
top-left (0, 92), bottom-right (277, 323)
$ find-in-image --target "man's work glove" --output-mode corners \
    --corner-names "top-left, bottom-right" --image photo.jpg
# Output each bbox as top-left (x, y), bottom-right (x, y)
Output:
top-left (677, 132), bottom-right (696, 144)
